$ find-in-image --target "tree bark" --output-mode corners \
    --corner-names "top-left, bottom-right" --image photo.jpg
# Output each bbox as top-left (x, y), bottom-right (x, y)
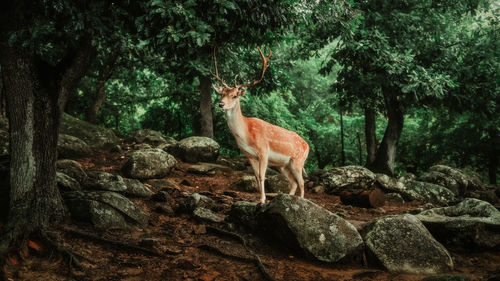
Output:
top-left (86, 53), bottom-right (118, 124)
top-left (340, 111), bottom-right (346, 166)
top-left (364, 107), bottom-right (377, 167)
top-left (368, 88), bottom-right (404, 176)
top-left (199, 75), bottom-right (214, 138)
top-left (0, 45), bottom-right (66, 253)
top-left (58, 39), bottom-right (97, 113)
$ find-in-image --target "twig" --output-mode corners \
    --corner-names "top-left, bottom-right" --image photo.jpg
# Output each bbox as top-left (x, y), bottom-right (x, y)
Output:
top-left (205, 226), bottom-right (276, 281)
top-left (62, 227), bottom-right (164, 257)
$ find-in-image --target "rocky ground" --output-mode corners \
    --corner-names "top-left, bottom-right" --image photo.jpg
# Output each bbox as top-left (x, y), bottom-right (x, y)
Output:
top-left (0, 115), bottom-right (499, 281)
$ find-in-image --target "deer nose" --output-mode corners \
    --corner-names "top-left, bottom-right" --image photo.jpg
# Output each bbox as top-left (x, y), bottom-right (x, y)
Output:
top-left (219, 102), bottom-right (224, 108)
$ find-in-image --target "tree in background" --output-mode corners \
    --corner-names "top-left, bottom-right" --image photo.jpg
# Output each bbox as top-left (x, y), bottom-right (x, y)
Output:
top-left (326, 0), bottom-right (487, 176)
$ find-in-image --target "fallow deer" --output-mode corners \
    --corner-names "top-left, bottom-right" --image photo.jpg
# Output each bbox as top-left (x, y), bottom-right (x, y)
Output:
top-left (211, 47), bottom-right (310, 204)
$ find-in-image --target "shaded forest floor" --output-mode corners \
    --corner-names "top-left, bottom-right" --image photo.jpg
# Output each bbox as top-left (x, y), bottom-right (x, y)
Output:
top-left (3, 149), bottom-right (500, 281)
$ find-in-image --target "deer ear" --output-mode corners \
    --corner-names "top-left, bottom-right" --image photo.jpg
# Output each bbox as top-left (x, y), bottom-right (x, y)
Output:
top-left (213, 85), bottom-right (223, 94)
top-left (238, 89), bottom-right (246, 96)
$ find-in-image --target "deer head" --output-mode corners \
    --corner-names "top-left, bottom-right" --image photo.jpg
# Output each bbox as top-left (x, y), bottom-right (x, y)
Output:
top-left (211, 47), bottom-right (272, 110)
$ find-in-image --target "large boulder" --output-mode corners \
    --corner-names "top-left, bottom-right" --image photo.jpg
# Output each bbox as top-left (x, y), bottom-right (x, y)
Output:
top-left (415, 198), bottom-right (500, 250)
top-left (128, 129), bottom-right (168, 146)
top-left (229, 201), bottom-right (261, 230)
top-left (381, 179), bottom-right (456, 206)
top-left (56, 159), bottom-right (87, 183)
top-left (57, 134), bottom-right (92, 159)
top-left (60, 113), bottom-right (119, 150)
top-left (122, 148), bottom-right (177, 179)
top-left (122, 178), bottom-right (154, 198)
top-left (257, 194), bottom-right (363, 263)
top-left (361, 214), bottom-right (454, 274)
top-left (265, 174), bottom-right (291, 194)
top-left (175, 136), bottom-right (220, 163)
top-left (86, 171), bottom-right (128, 192)
top-left (319, 166), bottom-right (376, 194)
top-left (417, 165), bottom-right (485, 196)
top-left (63, 191), bottom-right (148, 229)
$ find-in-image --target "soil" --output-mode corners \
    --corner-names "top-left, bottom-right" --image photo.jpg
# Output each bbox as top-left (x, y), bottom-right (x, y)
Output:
top-left (2, 148), bottom-right (500, 281)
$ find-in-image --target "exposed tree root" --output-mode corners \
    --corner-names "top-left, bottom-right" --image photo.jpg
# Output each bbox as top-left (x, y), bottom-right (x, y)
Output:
top-left (62, 227), bottom-right (165, 257)
top-left (203, 226), bottom-right (276, 281)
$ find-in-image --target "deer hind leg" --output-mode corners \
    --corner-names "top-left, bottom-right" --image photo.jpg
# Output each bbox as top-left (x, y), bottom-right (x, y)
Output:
top-left (279, 167), bottom-right (298, 195)
top-left (289, 160), bottom-right (305, 198)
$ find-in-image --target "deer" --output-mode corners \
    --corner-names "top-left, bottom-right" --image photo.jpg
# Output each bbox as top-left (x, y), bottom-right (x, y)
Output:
top-left (211, 47), bottom-right (310, 204)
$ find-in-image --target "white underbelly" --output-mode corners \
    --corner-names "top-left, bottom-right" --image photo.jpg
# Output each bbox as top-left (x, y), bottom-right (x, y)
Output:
top-left (268, 150), bottom-right (291, 166)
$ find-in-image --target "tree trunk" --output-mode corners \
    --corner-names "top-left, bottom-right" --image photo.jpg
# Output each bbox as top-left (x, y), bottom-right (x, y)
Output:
top-left (340, 110), bottom-right (345, 166)
top-left (199, 75), bottom-right (213, 138)
top-left (364, 107), bottom-right (377, 167)
top-left (368, 88), bottom-right (404, 176)
top-left (86, 53), bottom-right (118, 124)
top-left (0, 45), bottom-right (66, 254)
top-left (356, 131), bottom-right (362, 165)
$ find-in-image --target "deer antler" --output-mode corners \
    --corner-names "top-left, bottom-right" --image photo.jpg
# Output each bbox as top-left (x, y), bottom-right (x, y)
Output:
top-left (210, 47), bottom-right (229, 88)
top-left (236, 47), bottom-right (272, 88)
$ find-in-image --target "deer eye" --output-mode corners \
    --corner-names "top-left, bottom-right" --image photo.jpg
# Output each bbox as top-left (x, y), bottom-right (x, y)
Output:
top-left (232, 96), bottom-right (237, 99)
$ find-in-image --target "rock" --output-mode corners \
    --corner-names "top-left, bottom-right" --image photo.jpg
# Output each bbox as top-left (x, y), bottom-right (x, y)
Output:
top-left (144, 178), bottom-right (178, 190)
top-left (361, 214), bottom-right (453, 274)
top-left (235, 175), bottom-right (257, 192)
top-left (228, 201), bottom-right (260, 230)
top-left (60, 113), bottom-right (119, 150)
top-left (376, 173), bottom-right (406, 192)
top-left (129, 129), bottom-right (168, 147)
top-left (57, 134), bottom-right (92, 159)
top-left (257, 194), bottom-right (363, 263)
top-left (417, 165), bottom-right (485, 196)
top-left (420, 274), bottom-right (470, 281)
top-left (86, 171), bottom-right (127, 192)
top-left (418, 171), bottom-right (461, 195)
top-left (397, 180), bottom-right (456, 206)
top-left (192, 207), bottom-right (224, 223)
top-left (385, 193), bottom-right (405, 204)
top-left (320, 166), bottom-right (376, 194)
top-left (64, 191), bottom-right (148, 229)
top-left (415, 198), bottom-right (500, 249)
top-left (56, 172), bottom-right (81, 192)
top-left (466, 189), bottom-right (499, 204)
top-left (132, 143), bottom-right (152, 150)
top-left (56, 159), bottom-right (87, 183)
top-left (398, 173), bottom-right (416, 183)
top-left (216, 155), bottom-right (248, 171)
top-left (122, 178), bottom-right (154, 197)
top-left (183, 193), bottom-right (214, 213)
top-left (312, 186), bottom-right (325, 194)
top-left (265, 174), bottom-right (291, 194)
top-left (0, 129), bottom-right (9, 157)
top-left (176, 136), bottom-right (220, 163)
top-left (154, 203), bottom-right (174, 215)
top-left (122, 148), bottom-right (177, 179)
top-left (187, 163), bottom-right (232, 175)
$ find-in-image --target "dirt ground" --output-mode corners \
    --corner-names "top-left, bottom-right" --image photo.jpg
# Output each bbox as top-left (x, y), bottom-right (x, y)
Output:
top-left (2, 149), bottom-right (500, 281)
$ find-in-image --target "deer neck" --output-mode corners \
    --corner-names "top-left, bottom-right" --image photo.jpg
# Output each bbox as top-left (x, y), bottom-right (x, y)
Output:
top-left (225, 100), bottom-right (247, 139)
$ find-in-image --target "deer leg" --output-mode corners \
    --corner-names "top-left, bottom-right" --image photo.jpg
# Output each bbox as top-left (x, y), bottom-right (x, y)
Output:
top-left (280, 166), bottom-right (298, 195)
top-left (248, 158), bottom-right (260, 191)
top-left (289, 160), bottom-right (305, 198)
top-left (257, 153), bottom-right (269, 204)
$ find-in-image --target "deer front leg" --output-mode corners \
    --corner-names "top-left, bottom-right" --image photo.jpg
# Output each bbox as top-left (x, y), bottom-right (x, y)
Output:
top-left (248, 157), bottom-right (265, 203)
top-left (257, 153), bottom-right (269, 204)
